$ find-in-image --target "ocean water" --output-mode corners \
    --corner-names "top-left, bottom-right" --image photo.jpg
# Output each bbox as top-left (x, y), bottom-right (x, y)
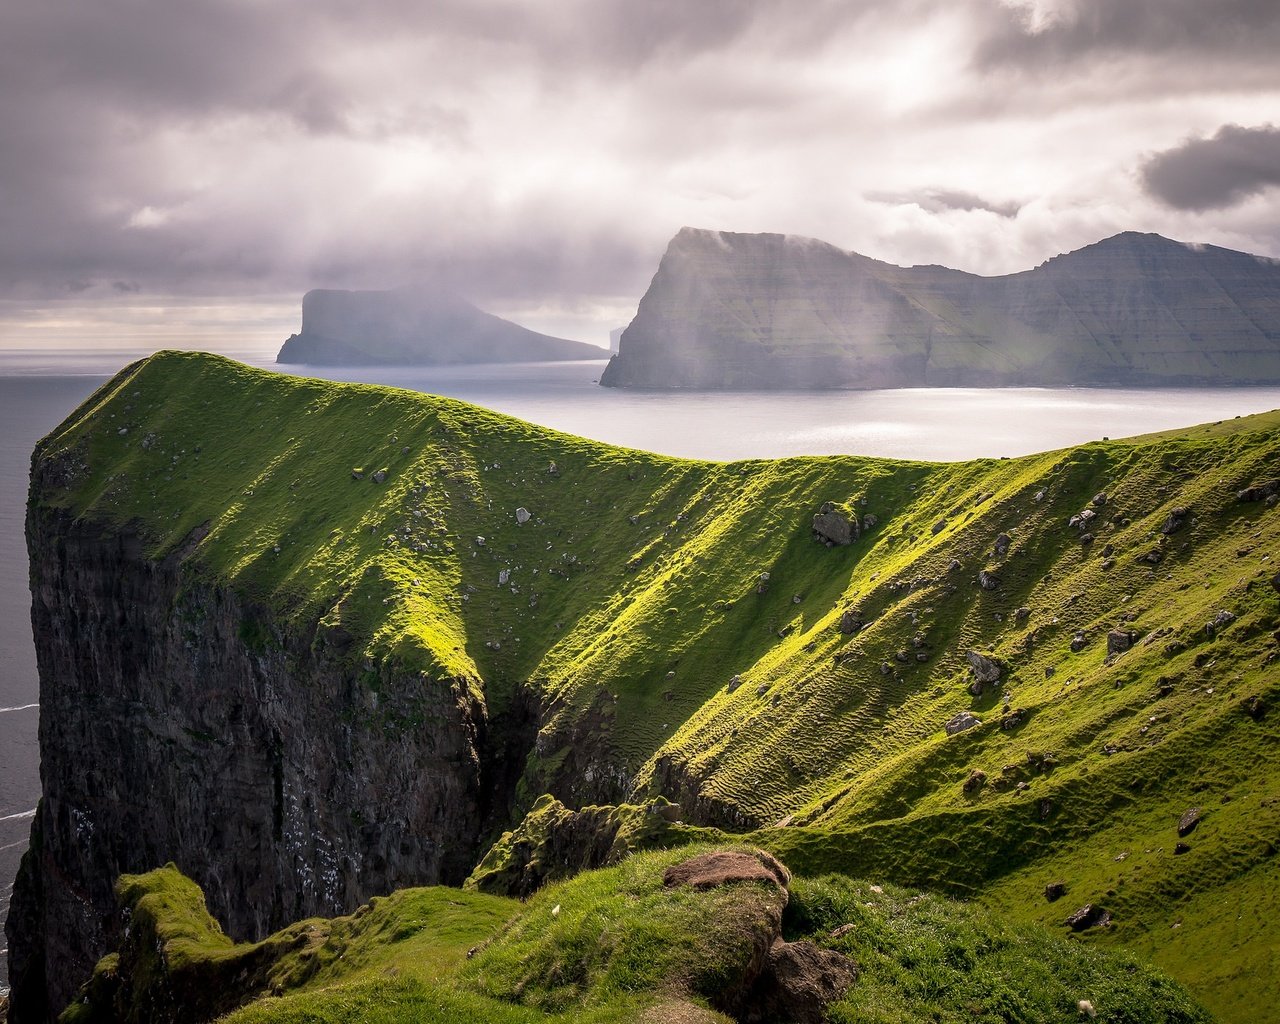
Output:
top-left (6, 348), bottom-right (1280, 986)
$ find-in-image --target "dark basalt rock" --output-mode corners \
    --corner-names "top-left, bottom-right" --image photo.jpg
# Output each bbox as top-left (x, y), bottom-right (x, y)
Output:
top-left (812, 503), bottom-right (858, 546)
top-left (1065, 904), bottom-right (1112, 931)
top-left (1178, 807), bottom-right (1203, 837)
top-left (7, 507), bottom-right (496, 1021)
top-left (747, 939), bottom-right (859, 1024)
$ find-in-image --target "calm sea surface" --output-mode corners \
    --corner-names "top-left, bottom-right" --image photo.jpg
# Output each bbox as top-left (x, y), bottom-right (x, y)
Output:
top-left (5, 347), bottom-right (1280, 984)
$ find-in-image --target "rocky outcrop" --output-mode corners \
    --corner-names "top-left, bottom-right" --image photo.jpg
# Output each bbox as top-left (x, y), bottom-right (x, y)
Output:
top-left (277, 286), bottom-right (602, 366)
top-left (6, 506), bottom-right (491, 1021)
top-left (600, 227), bottom-right (1280, 389)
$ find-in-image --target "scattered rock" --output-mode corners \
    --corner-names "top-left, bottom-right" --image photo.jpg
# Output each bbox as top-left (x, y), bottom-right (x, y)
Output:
top-left (978, 569), bottom-right (1000, 591)
top-left (828, 923), bottom-right (856, 940)
top-left (351, 468), bottom-right (365, 480)
top-left (863, 514), bottom-right (878, 529)
top-left (1161, 506), bottom-right (1190, 534)
top-left (515, 507), bottom-right (531, 525)
top-left (947, 558), bottom-right (963, 572)
top-left (1079, 1000), bottom-right (1097, 1019)
top-left (1014, 606), bottom-right (1031, 624)
top-left (1205, 609), bottom-right (1236, 637)
top-left (1177, 807), bottom-right (1202, 837)
top-left (1174, 842), bottom-right (1191, 855)
top-left (963, 768), bottom-right (987, 793)
top-left (1237, 480), bottom-right (1280, 502)
top-left (547, 461), bottom-right (559, 475)
top-left (1065, 904), bottom-right (1111, 931)
top-left (879, 661), bottom-right (893, 676)
top-left (1033, 488), bottom-right (1046, 502)
top-left (663, 849), bottom-right (790, 893)
top-left (1107, 630), bottom-right (1137, 657)
top-left (932, 519), bottom-right (948, 535)
top-left (944, 711), bottom-right (982, 736)
top-left (727, 675), bottom-right (743, 694)
top-left (1091, 492), bottom-right (1107, 507)
top-left (498, 569), bottom-right (510, 585)
top-left (1243, 695), bottom-right (1267, 720)
top-left (812, 504), bottom-right (858, 546)
top-left (1070, 632), bottom-right (1088, 653)
top-left (1044, 881), bottom-right (1067, 902)
top-left (1137, 548), bottom-right (1163, 565)
top-left (966, 650), bottom-right (1002, 692)
top-left (837, 609), bottom-right (863, 634)
top-left (1001, 707), bottom-right (1027, 730)
top-left (756, 572), bottom-right (770, 595)
top-left (994, 533), bottom-right (1011, 557)
top-left (751, 939), bottom-right (858, 1024)
top-left (372, 469), bottom-right (387, 484)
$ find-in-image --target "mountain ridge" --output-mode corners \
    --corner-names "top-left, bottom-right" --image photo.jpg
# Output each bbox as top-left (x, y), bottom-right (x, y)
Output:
top-left (277, 286), bottom-right (604, 366)
top-left (600, 227), bottom-right (1280, 389)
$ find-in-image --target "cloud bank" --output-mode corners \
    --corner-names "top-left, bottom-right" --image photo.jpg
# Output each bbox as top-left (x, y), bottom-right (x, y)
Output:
top-left (1, 0), bottom-right (1278, 343)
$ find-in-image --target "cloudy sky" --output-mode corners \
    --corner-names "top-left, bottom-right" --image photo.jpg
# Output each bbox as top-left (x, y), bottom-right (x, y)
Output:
top-left (3, 0), bottom-right (1279, 350)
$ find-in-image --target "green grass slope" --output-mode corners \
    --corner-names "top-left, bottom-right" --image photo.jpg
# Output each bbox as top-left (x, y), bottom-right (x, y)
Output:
top-left (33, 351), bottom-right (1280, 1021)
top-left (62, 851), bottom-right (1209, 1024)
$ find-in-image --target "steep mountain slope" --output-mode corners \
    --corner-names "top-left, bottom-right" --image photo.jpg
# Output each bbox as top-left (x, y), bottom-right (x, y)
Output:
top-left (7, 351), bottom-right (1280, 1022)
top-left (277, 286), bottom-right (603, 365)
top-left (599, 228), bottom-right (1280, 388)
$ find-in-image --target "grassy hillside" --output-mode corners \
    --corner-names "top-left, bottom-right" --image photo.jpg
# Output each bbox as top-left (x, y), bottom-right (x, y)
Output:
top-left (61, 850), bottom-right (1210, 1023)
top-left (34, 351), bottom-right (1280, 1021)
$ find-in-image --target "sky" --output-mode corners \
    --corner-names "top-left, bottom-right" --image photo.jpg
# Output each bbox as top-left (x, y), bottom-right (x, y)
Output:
top-left (2, 0), bottom-right (1279, 350)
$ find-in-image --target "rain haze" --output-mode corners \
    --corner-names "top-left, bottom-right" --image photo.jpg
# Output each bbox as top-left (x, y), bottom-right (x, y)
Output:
top-left (1, 0), bottom-right (1280, 347)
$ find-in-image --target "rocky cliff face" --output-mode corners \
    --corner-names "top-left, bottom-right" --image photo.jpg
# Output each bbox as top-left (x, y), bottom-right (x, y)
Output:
top-left (6, 503), bottom-right (489, 1022)
top-left (277, 286), bottom-right (604, 366)
top-left (600, 227), bottom-right (1280, 389)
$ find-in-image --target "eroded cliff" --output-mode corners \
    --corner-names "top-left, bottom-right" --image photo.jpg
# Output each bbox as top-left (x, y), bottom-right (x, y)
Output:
top-left (600, 228), bottom-right (1280, 389)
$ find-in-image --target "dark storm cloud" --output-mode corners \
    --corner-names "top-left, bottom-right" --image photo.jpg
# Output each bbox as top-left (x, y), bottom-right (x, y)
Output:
top-left (1141, 125), bottom-right (1280, 211)
top-left (867, 189), bottom-right (1022, 219)
top-left (976, 0), bottom-right (1280, 66)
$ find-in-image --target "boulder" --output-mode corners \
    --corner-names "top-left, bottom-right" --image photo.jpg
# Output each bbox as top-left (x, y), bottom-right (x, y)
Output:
top-left (837, 609), bottom-right (863, 635)
top-left (1177, 807), bottom-right (1202, 837)
top-left (1064, 904), bottom-right (1111, 931)
top-left (515, 506), bottom-right (531, 525)
top-left (663, 849), bottom-right (791, 894)
top-left (944, 711), bottom-right (982, 736)
top-left (812, 504), bottom-right (858, 546)
top-left (1238, 480), bottom-right (1280, 502)
top-left (994, 533), bottom-right (1011, 557)
top-left (1161, 506), bottom-right (1190, 534)
top-left (1044, 881), bottom-right (1067, 902)
top-left (966, 650), bottom-right (1003, 687)
top-left (372, 469), bottom-right (387, 484)
top-left (1205, 609), bottom-right (1236, 637)
top-left (978, 569), bottom-right (1000, 591)
top-left (963, 768), bottom-right (987, 793)
top-left (1107, 630), bottom-right (1137, 657)
top-left (750, 939), bottom-right (859, 1024)
top-left (1091, 492), bottom-right (1108, 507)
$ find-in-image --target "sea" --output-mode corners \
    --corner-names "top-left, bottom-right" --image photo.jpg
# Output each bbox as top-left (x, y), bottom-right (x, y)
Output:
top-left (5, 344), bottom-right (1280, 986)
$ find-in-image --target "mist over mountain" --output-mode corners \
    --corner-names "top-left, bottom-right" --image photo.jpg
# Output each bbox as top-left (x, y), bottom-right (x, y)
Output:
top-left (601, 228), bottom-right (1280, 389)
top-left (277, 286), bottom-right (603, 366)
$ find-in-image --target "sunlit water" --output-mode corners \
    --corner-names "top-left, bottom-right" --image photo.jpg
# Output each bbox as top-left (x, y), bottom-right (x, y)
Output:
top-left (5, 347), bottom-right (1280, 985)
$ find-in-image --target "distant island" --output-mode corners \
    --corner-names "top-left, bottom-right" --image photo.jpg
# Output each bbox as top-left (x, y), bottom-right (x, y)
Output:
top-left (277, 286), bottom-right (604, 366)
top-left (600, 227), bottom-right (1280, 389)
